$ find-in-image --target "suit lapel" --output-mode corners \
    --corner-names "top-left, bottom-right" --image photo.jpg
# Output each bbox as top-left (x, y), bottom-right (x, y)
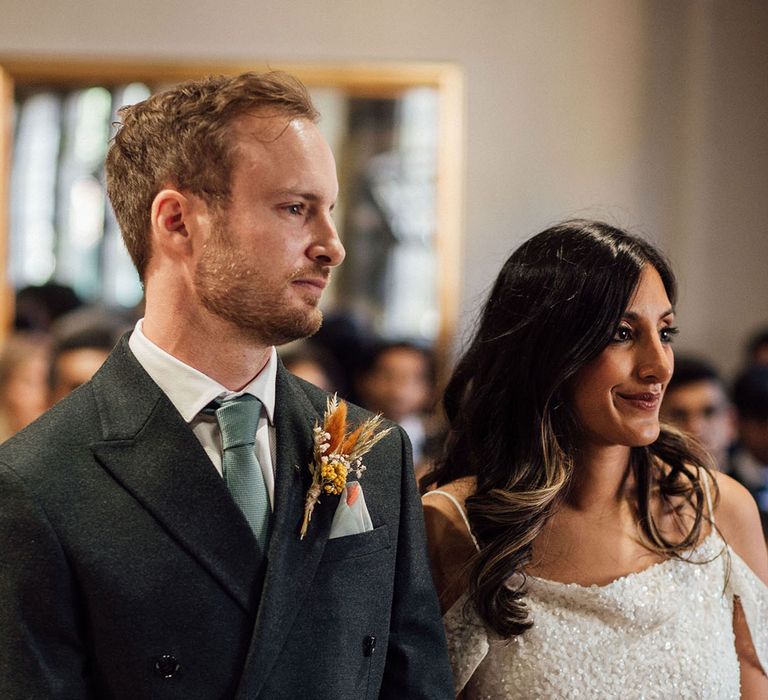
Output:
top-left (236, 365), bottom-right (337, 699)
top-left (89, 339), bottom-right (265, 614)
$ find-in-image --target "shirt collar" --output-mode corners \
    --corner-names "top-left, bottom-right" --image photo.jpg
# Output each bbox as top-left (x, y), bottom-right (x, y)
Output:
top-left (128, 319), bottom-right (277, 425)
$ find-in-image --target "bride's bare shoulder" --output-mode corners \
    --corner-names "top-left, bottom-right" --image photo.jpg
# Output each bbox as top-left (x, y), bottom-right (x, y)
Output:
top-left (711, 470), bottom-right (768, 584)
top-left (422, 477), bottom-right (478, 612)
top-left (423, 476), bottom-right (476, 507)
top-left (422, 476), bottom-right (477, 542)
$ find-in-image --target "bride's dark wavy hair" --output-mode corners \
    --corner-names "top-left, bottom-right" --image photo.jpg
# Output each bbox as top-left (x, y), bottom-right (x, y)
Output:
top-left (423, 219), bottom-right (715, 638)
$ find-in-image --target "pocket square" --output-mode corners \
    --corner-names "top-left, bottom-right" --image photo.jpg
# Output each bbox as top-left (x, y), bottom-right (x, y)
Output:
top-left (329, 481), bottom-right (374, 539)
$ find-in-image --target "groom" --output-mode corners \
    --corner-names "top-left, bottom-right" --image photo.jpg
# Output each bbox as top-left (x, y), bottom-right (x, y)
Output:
top-left (0, 71), bottom-right (453, 698)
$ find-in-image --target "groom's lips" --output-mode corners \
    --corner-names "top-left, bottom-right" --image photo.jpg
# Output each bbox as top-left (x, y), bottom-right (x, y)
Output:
top-left (292, 277), bottom-right (327, 298)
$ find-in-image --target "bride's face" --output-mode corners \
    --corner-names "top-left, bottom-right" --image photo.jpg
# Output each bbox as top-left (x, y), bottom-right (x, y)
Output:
top-left (570, 265), bottom-right (676, 450)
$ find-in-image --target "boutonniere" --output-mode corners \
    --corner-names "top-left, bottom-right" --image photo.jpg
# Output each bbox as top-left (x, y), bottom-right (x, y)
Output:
top-left (300, 394), bottom-right (392, 539)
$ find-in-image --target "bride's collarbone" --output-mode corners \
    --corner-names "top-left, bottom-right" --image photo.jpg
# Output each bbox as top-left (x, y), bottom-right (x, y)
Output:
top-left (526, 509), bottom-right (697, 586)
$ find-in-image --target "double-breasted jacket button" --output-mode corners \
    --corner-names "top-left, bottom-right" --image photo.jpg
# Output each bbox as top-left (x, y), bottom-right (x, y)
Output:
top-left (154, 654), bottom-right (181, 679)
top-left (363, 635), bottom-right (377, 657)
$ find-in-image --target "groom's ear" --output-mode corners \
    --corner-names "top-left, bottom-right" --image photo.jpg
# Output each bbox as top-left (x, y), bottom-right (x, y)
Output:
top-left (150, 187), bottom-right (209, 263)
top-left (152, 188), bottom-right (189, 239)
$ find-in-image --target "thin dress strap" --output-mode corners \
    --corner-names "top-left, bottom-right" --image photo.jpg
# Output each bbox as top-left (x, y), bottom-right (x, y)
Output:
top-left (700, 469), bottom-right (715, 526)
top-left (424, 489), bottom-right (480, 551)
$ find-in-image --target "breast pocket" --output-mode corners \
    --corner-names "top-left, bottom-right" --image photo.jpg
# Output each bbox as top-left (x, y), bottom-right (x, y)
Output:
top-left (320, 523), bottom-right (390, 563)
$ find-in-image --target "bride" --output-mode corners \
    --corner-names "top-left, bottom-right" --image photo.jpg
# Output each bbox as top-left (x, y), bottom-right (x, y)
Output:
top-left (423, 220), bottom-right (767, 698)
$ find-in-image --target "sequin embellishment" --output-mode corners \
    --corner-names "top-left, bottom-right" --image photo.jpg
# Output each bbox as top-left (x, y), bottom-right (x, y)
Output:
top-left (445, 533), bottom-right (767, 699)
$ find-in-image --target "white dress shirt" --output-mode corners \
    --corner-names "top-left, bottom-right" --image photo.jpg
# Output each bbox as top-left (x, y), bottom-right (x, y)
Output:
top-left (128, 320), bottom-right (277, 508)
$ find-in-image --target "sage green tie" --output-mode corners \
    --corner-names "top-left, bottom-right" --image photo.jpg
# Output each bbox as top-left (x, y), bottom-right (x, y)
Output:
top-left (208, 395), bottom-right (270, 551)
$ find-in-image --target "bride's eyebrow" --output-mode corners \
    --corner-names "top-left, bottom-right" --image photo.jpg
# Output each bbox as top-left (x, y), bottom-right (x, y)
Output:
top-left (622, 307), bottom-right (675, 321)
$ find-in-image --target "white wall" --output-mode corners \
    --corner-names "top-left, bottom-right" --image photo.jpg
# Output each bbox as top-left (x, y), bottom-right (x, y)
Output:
top-left (1, 0), bottom-right (766, 377)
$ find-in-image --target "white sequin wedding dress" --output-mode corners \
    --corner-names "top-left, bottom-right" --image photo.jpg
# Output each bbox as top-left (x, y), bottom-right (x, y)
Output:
top-left (426, 488), bottom-right (768, 699)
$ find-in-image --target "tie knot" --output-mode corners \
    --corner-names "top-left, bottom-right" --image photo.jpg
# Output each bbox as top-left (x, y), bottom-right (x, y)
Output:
top-left (209, 395), bottom-right (262, 450)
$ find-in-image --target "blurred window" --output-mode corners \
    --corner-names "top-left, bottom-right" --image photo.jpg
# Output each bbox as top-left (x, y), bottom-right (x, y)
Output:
top-left (11, 83), bottom-right (150, 308)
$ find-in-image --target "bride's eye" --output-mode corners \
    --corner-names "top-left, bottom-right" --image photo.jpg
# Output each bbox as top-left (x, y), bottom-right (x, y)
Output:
top-left (659, 326), bottom-right (679, 344)
top-left (611, 325), bottom-right (632, 343)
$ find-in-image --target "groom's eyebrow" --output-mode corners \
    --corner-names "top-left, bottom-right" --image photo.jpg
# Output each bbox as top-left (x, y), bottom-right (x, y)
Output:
top-left (272, 190), bottom-right (336, 207)
top-left (274, 189), bottom-right (318, 200)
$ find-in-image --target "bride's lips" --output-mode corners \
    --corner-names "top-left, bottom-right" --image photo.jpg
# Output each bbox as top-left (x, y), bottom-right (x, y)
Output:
top-left (615, 391), bottom-right (661, 410)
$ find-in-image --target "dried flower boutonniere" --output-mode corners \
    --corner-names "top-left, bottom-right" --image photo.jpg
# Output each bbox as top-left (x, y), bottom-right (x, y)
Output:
top-left (299, 394), bottom-right (392, 539)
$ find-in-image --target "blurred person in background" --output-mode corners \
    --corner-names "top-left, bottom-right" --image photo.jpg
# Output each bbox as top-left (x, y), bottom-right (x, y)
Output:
top-left (49, 325), bottom-right (119, 405)
top-left (279, 340), bottom-right (345, 395)
top-left (309, 311), bottom-right (375, 399)
top-left (14, 283), bottom-right (82, 333)
top-left (660, 355), bottom-right (736, 471)
top-left (746, 327), bottom-right (768, 368)
top-left (731, 365), bottom-right (768, 537)
top-left (0, 333), bottom-right (51, 442)
top-left (356, 340), bottom-right (441, 474)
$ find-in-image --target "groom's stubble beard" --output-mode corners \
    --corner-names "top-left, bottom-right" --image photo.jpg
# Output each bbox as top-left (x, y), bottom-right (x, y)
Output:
top-left (194, 214), bottom-right (327, 347)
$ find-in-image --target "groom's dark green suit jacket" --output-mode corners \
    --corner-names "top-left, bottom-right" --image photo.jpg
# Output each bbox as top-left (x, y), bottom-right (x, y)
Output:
top-left (0, 336), bottom-right (453, 699)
